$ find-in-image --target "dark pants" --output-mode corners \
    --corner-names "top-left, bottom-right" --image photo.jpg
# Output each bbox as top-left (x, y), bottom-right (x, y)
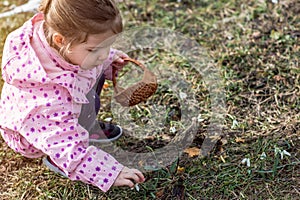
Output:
top-left (78, 74), bottom-right (105, 132)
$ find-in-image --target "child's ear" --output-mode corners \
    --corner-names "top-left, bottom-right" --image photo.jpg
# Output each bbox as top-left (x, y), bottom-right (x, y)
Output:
top-left (52, 33), bottom-right (65, 48)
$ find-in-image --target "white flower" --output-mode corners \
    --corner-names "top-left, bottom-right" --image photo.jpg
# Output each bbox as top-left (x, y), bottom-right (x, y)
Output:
top-left (274, 147), bottom-right (281, 156)
top-left (241, 158), bottom-right (250, 167)
top-left (104, 117), bottom-right (113, 122)
top-left (131, 183), bottom-right (140, 192)
top-left (260, 152), bottom-right (267, 160)
top-left (246, 159), bottom-right (251, 167)
top-left (274, 147), bottom-right (291, 159)
top-left (282, 150), bottom-right (291, 157)
top-left (280, 150), bottom-right (291, 159)
top-left (271, 0), bottom-right (278, 4)
top-left (170, 126), bottom-right (176, 133)
top-left (231, 119), bottom-right (239, 129)
top-left (197, 114), bottom-right (204, 122)
top-left (179, 91), bottom-right (187, 100)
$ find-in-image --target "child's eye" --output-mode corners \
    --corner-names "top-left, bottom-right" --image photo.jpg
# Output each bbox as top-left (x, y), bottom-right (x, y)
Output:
top-left (87, 49), bottom-right (97, 52)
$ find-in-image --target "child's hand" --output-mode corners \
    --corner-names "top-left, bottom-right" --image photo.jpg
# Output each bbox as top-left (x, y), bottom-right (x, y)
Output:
top-left (111, 50), bottom-right (129, 70)
top-left (113, 166), bottom-right (145, 188)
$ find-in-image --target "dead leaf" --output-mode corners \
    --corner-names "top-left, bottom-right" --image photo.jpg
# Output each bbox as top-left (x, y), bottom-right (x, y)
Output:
top-left (187, 8), bottom-right (193, 14)
top-left (177, 166), bottom-right (185, 174)
top-left (184, 147), bottom-right (200, 157)
top-left (156, 189), bottom-right (164, 198)
top-left (252, 31), bottom-right (261, 38)
top-left (145, 135), bottom-right (156, 141)
top-left (103, 82), bottom-right (110, 89)
top-left (220, 147), bottom-right (225, 154)
top-left (235, 137), bottom-right (245, 143)
top-left (220, 155), bottom-right (226, 163)
top-left (0, 165), bottom-right (6, 173)
top-left (138, 160), bottom-right (145, 167)
top-left (273, 75), bottom-right (285, 81)
top-left (161, 134), bottom-right (171, 141)
top-left (221, 138), bottom-right (228, 145)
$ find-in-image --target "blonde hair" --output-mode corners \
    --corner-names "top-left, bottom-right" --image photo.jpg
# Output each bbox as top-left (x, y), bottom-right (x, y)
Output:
top-left (39, 0), bottom-right (123, 57)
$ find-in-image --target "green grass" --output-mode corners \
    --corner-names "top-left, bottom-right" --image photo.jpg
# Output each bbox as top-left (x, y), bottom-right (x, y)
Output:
top-left (0, 0), bottom-right (299, 199)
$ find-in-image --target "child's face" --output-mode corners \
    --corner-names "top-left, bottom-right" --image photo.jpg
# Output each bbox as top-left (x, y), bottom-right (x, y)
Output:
top-left (66, 30), bottom-right (115, 70)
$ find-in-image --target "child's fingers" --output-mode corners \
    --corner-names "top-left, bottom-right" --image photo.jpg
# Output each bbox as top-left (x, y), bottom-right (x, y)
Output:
top-left (119, 179), bottom-right (135, 188)
top-left (122, 179), bottom-right (135, 188)
top-left (112, 50), bottom-right (129, 64)
top-left (115, 57), bottom-right (124, 64)
top-left (130, 169), bottom-right (145, 183)
top-left (116, 50), bottom-right (129, 59)
top-left (113, 175), bottom-right (135, 187)
top-left (135, 171), bottom-right (145, 182)
top-left (112, 58), bottom-right (124, 66)
top-left (113, 52), bottom-right (128, 62)
top-left (114, 167), bottom-right (145, 188)
top-left (124, 172), bottom-right (141, 184)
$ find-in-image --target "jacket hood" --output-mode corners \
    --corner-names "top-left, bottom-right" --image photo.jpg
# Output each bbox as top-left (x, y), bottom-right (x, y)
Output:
top-left (0, 13), bottom-right (103, 104)
top-left (1, 14), bottom-right (52, 88)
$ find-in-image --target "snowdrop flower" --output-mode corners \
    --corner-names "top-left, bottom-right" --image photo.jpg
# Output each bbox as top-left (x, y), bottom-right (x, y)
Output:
top-left (280, 151), bottom-right (284, 159)
top-left (274, 147), bottom-right (281, 156)
top-left (104, 117), bottom-right (113, 122)
top-left (274, 147), bottom-right (292, 159)
top-left (282, 150), bottom-right (291, 157)
top-left (231, 119), bottom-right (239, 129)
top-left (241, 158), bottom-right (251, 167)
top-left (170, 126), bottom-right (176, 134)
top-left (280, 150), bottom-right (291, 159)
top-left (197, 114), bottom-right (204, 122)
top-left (271, 0), bottom-right (278, 4)
top-left (260, 152), bottom-right (267, 160)
top-left (131, 183), bottom-right (140, 192)
top-left (179, 91), bottom-right (187, 100)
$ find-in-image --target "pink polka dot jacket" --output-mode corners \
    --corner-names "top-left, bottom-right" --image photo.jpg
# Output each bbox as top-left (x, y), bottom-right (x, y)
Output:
top-left (0, 13), bottom-right (124, 192)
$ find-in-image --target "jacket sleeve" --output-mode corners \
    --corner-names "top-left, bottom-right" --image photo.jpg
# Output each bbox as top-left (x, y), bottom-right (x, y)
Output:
top-left (18, 85), bottom-right (124, 192)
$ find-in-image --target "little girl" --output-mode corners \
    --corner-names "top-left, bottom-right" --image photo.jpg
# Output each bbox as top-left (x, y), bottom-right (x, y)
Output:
top-left (0, 0), bottom-right (145, 193)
